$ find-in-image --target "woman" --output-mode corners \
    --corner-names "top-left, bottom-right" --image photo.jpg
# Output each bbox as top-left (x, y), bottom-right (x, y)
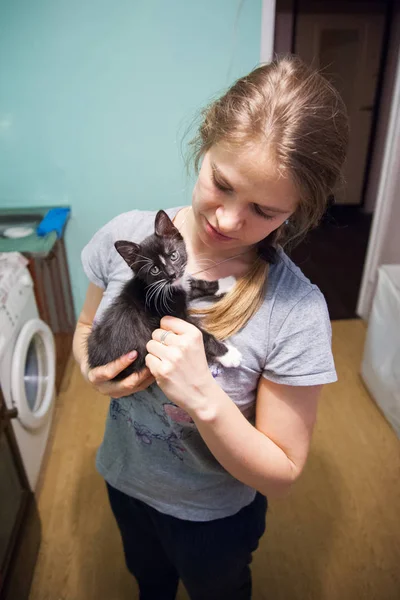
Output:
top-left (73, 55), bottom-right (348, 599)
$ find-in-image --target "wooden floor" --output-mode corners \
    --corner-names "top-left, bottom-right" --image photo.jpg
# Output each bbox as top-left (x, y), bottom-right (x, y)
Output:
top-left (29, 320), bottom-right (400, 600)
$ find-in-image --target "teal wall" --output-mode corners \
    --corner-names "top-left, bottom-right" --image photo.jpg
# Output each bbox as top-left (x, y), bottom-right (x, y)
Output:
top-left (0, 0), bottom-right (262, 313)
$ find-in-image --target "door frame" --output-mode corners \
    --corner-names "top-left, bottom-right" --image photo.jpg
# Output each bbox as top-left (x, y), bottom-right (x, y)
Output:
top-left (261, 0), bottom-right (276, 63)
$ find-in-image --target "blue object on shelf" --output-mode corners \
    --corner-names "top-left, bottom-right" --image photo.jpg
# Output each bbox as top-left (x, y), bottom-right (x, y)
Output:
top-left (36, 208), bottom-right (71, 238)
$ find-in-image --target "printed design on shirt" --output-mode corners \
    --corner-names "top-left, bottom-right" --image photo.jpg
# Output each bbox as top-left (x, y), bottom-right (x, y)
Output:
top-left (163, 403), bottom-right (193, 423)
top-left (109, 394), bottom-right (194, 461)
top-left (146, 384), bottom-right (195, 425)
top-left (132, 422), bottom-right (189, 461)
top-left (109, 399), bottom-right (127, 421)
top-left (210, 363), bottom-right (222, 379)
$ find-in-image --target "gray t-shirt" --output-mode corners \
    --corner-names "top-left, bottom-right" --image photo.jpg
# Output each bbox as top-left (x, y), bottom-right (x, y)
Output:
top-left (81, 206), bottom-right (337, 521)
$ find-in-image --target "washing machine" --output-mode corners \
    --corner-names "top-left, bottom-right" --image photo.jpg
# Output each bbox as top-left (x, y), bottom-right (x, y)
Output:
top-left (0, 252), bottom-right (56, 491)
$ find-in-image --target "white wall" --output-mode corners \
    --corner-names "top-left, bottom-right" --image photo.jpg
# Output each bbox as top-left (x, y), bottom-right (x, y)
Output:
top-left (380, 192), bottom-right (400, 264)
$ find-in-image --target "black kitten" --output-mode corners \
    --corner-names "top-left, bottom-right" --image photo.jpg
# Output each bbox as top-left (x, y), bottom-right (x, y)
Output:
top-left (87, 210), bottom-right (241, 381)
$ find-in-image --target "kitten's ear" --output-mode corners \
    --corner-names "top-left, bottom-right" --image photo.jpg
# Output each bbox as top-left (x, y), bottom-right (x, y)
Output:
top-left (154, 210), bottom-right (180, 238)
top-left (115, 240), bottom-right (140, 267)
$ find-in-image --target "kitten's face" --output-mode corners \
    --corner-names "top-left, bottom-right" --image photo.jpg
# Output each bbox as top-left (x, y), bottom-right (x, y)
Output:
top-left (136, 234), bottom-right (187, 287)
top-left (115, 210), bottom-right (188, 288)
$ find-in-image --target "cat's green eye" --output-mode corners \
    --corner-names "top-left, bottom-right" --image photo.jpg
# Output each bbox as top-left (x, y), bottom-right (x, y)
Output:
top-left (150, 266), bottom-right (160, 275)
top-left (170, 251), bottom-right (179, 261)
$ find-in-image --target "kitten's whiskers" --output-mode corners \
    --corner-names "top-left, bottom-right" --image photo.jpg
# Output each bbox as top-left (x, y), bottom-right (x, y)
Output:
top-left (161, 281), bottom-right (173, 313)
top-left (145, 279), bottom-right (167, 311)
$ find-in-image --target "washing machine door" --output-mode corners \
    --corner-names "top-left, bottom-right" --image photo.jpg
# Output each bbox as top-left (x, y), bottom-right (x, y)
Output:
top-left (11, 318), bottom-right (56, 429)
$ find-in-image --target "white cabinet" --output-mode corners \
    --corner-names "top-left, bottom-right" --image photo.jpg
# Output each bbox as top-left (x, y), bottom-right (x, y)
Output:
top-left (361, 265), bottom-right (400, 437)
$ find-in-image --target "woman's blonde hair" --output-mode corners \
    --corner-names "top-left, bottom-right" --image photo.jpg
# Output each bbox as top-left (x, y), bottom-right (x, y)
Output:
top-left (186, 54), bottom-right (349, 339)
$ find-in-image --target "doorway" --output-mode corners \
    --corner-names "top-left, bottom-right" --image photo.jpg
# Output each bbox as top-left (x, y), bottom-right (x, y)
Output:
top-left (274, 0), bottom-right (395, 319)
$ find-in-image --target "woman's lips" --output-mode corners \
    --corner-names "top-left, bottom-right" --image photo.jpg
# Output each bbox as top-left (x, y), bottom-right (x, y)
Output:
top-left (204, 219), bottom-right (235, 241)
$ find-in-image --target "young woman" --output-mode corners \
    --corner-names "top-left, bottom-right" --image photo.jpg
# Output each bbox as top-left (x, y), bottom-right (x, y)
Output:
top-left (73, 55), bottom-right (348, 600)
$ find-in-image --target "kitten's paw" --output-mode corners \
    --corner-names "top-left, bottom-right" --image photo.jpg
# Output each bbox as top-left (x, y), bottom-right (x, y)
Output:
top-left (217, 343), bottom-right (242, 368)
top-left (216, 276), bottom-right (236, 297)
top-left (172, 272), bottom-right (191, 292)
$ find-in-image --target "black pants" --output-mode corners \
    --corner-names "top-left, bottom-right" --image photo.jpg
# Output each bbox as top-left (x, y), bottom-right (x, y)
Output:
top-left (106, 483), bottom-right (268, 600)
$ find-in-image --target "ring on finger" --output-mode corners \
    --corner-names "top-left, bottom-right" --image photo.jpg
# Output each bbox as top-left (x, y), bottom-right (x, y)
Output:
top-left (160, 330), bottom-right (172, 345)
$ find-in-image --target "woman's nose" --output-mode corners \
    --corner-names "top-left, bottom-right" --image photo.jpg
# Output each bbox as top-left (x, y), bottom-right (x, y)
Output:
top-left (215, 206), bottom-right (244, 232)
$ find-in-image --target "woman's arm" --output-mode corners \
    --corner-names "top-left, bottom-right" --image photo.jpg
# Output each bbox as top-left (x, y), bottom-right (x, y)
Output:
top-left (73, 282), bottom-right (155, 395)
top-left (73, 282), bottom-right (104, 372)
top-left (189, 377), bottom-right (321, 499)
top-left (146, 315), bottom-right (321, 498)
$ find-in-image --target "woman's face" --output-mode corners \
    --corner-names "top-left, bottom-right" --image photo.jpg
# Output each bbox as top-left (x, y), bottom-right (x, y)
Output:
top-left (191, 143), bottom-right (299, 254)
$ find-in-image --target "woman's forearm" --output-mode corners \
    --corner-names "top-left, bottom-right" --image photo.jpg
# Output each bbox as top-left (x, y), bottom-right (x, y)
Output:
top-left (189, 379), bottom-right (297, 499)
top-left (72, 321), bottom-right (91, 373)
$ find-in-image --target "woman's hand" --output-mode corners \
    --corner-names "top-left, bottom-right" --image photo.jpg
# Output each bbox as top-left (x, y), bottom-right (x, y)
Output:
top-left (82, 352), bottom-right (155, 399)
top-left (145, 316), bottom-right (215, 414)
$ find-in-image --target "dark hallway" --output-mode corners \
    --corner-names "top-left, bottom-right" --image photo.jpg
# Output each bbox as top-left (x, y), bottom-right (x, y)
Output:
top-left (290, 207), bottom-right (372, 320)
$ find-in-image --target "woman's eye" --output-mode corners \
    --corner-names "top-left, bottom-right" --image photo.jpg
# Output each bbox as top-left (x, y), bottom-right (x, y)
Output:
top-left (211, 171), bottom-right (275, 219)
top-left (252, 205), bottom-right (274, 220)
top-left (212, 174), bottom-right (232, 193)
top-left (150, 266), bottom-right (160, 275)
top-left (170, 251), bottom-right (179, 261)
